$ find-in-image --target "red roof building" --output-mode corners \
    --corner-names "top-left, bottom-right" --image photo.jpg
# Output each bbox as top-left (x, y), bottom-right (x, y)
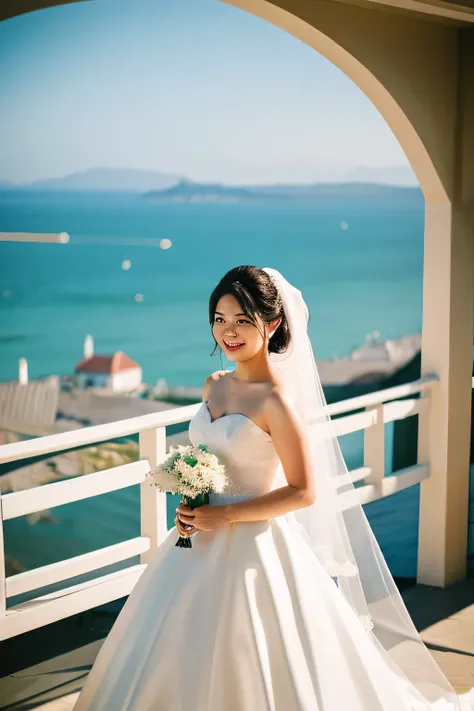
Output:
top-left (75, 351), bottom-right (139, 375)
top-left (75, 350), bottom-right (142, 392)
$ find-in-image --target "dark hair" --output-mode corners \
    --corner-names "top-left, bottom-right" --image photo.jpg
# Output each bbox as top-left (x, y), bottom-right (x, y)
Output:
top-left (209, 265), bottom-right (290, 357)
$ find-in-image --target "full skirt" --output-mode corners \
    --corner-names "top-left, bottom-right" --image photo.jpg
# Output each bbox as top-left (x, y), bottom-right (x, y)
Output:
top-left (72, 517), bottom-right (474, 711)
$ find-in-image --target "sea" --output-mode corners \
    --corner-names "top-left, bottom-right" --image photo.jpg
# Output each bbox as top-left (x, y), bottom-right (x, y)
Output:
top-left (0, 189), bottom-right (425, 385)
top-left (1, 188), bottom-right (472, 591)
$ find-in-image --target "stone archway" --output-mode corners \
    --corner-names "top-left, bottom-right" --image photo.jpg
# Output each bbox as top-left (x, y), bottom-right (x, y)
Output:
top-left (2, 0), bottom-right (473, 586)
top-left (224, 0), bottom-right (455, 204)
top-left (225, 0), bottom-right (474, 588)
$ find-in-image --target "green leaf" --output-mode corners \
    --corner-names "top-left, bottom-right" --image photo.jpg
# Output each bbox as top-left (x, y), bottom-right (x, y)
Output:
top-left (183, 456), bottom-right (198, 467)
top-left (198, 444), bottom-right (209, 453)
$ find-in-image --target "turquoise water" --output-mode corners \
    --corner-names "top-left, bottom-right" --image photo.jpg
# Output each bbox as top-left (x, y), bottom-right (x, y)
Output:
top-left (0, 189), bottom-right (425, 386)
top-left (4, 188), bottom-right (453, 584)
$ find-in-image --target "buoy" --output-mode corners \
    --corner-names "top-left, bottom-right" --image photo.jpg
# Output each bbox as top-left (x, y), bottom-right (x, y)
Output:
top-left (122, 259), bottom-right (131, 270)
top-left (160, 238), bottom-right (172, 250)
top-left (134, 293), bottom-right (144, 303)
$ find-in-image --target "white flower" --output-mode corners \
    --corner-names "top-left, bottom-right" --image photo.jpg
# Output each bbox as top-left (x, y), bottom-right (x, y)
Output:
top-left (149, 443), bottom-right (228, 498)
top-left (212, 469), bottom-right (227, 493)
top-left (147, 467), bottom-right (179, 494)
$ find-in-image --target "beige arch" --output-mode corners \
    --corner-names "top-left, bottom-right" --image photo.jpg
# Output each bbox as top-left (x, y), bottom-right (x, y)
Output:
top-left (223, 0), bottom-right (450, 205)
top-left (2, 0), bottom-right (453, 203)
top-left (223, 0), bottom-right (474, 590)
top-left (4, 0), bottom-right (453, 203)
top-left (3, 0), bottom-right (472, 589)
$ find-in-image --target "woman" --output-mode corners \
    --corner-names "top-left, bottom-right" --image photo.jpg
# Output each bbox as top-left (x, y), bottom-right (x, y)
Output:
top-left (73, 265), bottom-right (473, 711)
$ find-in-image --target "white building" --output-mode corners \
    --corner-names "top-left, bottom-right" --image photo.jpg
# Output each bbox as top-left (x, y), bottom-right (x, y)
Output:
top-left (75, 351), bottom-right (142, 393)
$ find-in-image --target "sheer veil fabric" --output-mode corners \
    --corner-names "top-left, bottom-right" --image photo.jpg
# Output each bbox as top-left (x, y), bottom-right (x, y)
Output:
top-left (262, 267), bottom-right (467, 710)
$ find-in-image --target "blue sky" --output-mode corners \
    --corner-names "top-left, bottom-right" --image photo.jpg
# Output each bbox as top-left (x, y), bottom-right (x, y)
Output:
top-left (0, 0), bottom-right (414, 185)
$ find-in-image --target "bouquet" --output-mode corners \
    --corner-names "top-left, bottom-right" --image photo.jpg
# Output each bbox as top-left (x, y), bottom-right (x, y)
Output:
top-left (146, 443), bottom-right (227, 548)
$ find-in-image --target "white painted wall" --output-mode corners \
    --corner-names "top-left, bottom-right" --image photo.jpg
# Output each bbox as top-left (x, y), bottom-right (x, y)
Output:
top-left (110, 367), bottom-right (142, 392)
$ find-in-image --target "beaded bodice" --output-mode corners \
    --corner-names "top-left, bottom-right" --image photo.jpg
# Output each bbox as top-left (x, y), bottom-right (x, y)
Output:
top-left (188, 401), bottom-right (281, 505)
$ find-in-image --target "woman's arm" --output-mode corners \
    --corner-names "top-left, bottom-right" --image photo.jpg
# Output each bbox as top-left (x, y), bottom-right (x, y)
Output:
top-left (227, 391), bottom-right (315, 521)
top-left (177, 391), bottom-right (316, 530)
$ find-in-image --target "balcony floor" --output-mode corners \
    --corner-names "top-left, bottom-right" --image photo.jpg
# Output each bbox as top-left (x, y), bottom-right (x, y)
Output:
top-left (1, 571), bottom-right (473, 710)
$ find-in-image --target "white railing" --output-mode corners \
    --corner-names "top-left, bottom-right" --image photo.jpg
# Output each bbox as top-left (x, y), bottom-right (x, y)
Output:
top-left (0, 375), bottom-right (439, 640)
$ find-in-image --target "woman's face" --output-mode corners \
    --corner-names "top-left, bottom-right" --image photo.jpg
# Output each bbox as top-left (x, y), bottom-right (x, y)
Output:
top-left (212, 293), bottom-right (269, 362)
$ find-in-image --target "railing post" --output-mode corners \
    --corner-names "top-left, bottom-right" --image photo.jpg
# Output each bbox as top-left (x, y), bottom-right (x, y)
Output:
top-left (0, 497), bottom-right (6, 630)
top-left (139, 427), bottom-right (168, 564)
top-left (363, 404), bottom-right (385, 489)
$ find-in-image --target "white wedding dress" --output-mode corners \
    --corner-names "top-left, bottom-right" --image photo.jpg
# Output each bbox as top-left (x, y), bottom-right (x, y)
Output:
top-left (73, 401), bottom-right (474, 711)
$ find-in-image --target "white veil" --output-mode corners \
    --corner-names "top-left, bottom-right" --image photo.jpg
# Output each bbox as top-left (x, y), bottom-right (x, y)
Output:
top-left (262, 267), bottom-right (461, 710)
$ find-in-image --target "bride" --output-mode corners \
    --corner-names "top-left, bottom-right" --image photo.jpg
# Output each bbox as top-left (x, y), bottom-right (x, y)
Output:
top-left (73, 265), bottom-right (473, 711)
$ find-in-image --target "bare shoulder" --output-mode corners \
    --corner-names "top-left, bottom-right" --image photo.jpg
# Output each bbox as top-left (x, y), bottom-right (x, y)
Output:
top-left (202, 369), bottom-right (230, 402)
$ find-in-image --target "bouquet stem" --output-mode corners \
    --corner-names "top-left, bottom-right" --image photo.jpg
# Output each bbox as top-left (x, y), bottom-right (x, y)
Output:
top-left (176, 493), bottom-right (209, 548)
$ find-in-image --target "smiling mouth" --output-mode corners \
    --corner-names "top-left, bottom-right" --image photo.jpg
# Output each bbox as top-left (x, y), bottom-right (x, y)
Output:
top-left (223, 341), bottom-right (245, 351)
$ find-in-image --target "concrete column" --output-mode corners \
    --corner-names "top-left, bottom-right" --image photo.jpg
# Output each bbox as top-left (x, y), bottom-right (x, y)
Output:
top-left (417, 28), bottom-right (474, 587)
top-left (417, 205), bottom-right (473, 586)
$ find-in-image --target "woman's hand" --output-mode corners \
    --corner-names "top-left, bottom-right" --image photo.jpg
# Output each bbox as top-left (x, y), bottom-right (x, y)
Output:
top-left (175, 514), bottom-right (198, 538)
top-left (176, 503), bottom-right (231, 531)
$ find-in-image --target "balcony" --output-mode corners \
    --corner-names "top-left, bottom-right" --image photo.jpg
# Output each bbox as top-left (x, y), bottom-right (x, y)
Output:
top-left (0, 376), bottom-right (473, 707)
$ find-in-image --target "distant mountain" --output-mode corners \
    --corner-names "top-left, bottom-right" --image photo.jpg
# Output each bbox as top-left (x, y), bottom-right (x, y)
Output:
top-left (21, 167), bottom-right (180, 192)
top-left (254, 182), bottom-right (421, 199)
top-left (1, 164), bottom-right (420, 193)
top-left (143, 179), bottom-right (422, 204)
top-left (1, 166), bottom-right (422, 197)
top-left (345, 165), bottom-right (418, 186)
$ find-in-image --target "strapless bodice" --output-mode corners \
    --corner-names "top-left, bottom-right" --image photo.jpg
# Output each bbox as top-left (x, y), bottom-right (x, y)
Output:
top-left (188, 402), bottom-right (281, 505)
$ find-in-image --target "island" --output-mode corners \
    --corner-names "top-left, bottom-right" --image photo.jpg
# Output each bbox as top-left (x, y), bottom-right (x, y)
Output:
top-left (142, 179), bottom-right (277, 203)
top-left (142, 179), bottom-right (422, 204)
